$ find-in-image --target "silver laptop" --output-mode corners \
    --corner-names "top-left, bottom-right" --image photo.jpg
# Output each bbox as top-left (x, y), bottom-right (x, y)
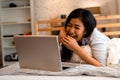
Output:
top-left (14, 35), bottom-right (78, 72)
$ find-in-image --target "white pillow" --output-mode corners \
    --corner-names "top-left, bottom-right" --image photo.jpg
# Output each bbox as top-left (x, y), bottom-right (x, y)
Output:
top-left (107, 38), bottom-right (120, 66)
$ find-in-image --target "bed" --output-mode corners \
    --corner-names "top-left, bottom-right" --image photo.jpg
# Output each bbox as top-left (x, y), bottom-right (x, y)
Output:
top-left (0, 15), bottom-right (120, 80)
top-left (0, 62), bottom-right (120, 80)
top-left (0, 76), bottom-right (119, 80)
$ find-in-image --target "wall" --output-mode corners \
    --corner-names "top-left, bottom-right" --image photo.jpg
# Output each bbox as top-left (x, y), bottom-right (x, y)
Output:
top-left (118, 0), bottom-right (120, 14)
top-left (33, 0), bottom-right (119, 20)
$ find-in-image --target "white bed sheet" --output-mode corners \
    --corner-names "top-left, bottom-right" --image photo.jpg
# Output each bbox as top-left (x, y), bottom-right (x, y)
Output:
top-left (0, 75), bottom-right (119, 80)
top-left (0, 62), bottom-right (120, 80)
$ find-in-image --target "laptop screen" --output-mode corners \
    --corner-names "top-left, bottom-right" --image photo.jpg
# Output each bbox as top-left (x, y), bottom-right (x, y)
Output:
top-left (14, 35), bottom-right (63, 71)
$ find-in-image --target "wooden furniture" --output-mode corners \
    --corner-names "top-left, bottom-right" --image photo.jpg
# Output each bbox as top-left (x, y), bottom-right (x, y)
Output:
top-left (34, 15), bottom-right (120, 38)
top-left (96, 15), bottom-right (120, 37)
top-left (0, 0), bottom-right (34, 66)
top-left (34, 18), bottom-right (65, 35)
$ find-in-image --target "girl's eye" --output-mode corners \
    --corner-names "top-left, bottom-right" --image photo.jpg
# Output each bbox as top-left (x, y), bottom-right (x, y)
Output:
top-left (75, 26), bottom-right (80, 30)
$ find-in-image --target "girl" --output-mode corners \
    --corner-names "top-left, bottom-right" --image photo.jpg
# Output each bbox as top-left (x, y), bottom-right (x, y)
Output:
top-left (59, 8), bottom-right (110, 66)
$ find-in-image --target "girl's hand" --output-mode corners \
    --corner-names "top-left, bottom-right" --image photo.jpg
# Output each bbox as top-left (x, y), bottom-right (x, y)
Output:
top-left (61, 35), bottom-right (79, 51)
top-left (58, 29), bottom-right (67, 43)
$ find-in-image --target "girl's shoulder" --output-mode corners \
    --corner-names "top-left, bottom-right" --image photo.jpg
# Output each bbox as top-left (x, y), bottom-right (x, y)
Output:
top-left (90, 28), bottom-right (110, 42)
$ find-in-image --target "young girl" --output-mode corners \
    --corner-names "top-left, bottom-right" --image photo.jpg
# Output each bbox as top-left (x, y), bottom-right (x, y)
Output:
top-left (59, 8), bottom-right (110, 66)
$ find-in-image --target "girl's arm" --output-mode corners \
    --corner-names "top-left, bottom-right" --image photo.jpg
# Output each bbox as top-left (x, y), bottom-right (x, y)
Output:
top-left (61, 35), bottom-right (102, 66)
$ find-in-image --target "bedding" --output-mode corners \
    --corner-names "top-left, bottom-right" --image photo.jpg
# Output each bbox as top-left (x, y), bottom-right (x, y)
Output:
top-left (107, 38), bottom-right (120, 65)
top-left (0, 75), bottom-right (119, 80)
top-left (0, 62), bottom-right (120, 78)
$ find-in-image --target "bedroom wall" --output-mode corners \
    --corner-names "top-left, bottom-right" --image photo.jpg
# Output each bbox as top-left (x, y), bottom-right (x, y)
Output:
top-left (118, 0), bottom-right (120, 14)
top-left (33, 0), bottom-right (119, 20)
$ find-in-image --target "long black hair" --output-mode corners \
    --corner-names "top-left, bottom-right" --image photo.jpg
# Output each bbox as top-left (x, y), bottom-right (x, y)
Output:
top-left (61, 8), bottom-right (96, 62)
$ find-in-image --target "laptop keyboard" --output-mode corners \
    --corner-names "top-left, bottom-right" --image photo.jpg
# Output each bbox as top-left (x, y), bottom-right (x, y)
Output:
top-left (62, 62), bottom-right (80, 67)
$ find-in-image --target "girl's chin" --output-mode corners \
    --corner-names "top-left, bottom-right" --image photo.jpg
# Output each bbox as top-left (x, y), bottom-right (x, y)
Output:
top-left (75, 38), bottom-right (81, 41)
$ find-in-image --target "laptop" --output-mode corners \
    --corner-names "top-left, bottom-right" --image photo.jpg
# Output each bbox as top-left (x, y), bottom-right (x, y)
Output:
top-left (14, 35), bottom-right (78, 72)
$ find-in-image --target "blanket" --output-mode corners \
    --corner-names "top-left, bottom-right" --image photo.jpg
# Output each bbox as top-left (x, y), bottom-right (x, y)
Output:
top-left (0, 62), bottom-right (120, 78)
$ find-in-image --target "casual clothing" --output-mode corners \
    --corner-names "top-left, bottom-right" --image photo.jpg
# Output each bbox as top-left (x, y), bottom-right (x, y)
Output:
top-left (89, 28), bottom-right (110, 66)
top-left (62, 28), bottom-right (110, 66)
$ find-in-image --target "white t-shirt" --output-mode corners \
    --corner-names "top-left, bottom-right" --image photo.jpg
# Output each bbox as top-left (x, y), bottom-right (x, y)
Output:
top-left (70, 28), bottom-right (110, 66)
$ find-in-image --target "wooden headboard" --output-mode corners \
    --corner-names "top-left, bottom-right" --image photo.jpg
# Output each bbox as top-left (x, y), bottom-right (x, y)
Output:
top-left (96, 15), bottom-right (120, 37)
top-left (34, 18), bottom-right (65, 35)
top-left (34, 15), bottom-right (120, 38)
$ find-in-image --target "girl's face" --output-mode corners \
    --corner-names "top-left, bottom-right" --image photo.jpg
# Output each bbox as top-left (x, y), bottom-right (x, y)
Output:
top-left (66, 18), bottom-right (86, 41)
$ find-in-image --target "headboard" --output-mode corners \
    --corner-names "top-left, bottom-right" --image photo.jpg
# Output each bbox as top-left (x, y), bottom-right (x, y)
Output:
top-left (96, 15), bottom-right (120, 38)
top-left (34, 18), bottom-right (65, 35)
top-left (34, 15), bottom-right (120, 38)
